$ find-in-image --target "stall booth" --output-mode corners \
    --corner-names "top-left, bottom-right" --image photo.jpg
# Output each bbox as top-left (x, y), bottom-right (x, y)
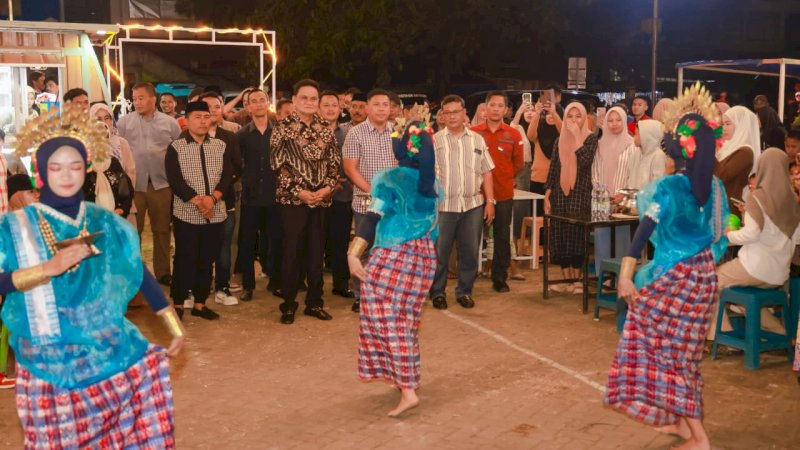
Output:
top-left (676, 58), bottom-right (800, 121)
top-left (0, 20), bottom-right (117, 171)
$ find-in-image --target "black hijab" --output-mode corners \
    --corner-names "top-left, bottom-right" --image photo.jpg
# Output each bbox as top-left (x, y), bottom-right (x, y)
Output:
top-left (36, 136), bottom-right (88, 219)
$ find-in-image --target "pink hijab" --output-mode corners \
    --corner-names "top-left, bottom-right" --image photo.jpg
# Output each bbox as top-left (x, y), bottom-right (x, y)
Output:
top-left (597, 106), bottom-right (634, 189)
top-left (559, 102), bottom-right (592, 196)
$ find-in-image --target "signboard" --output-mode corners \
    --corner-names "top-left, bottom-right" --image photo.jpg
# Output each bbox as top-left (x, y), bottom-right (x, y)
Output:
top-left (568, 57), bottom-right (587, 90)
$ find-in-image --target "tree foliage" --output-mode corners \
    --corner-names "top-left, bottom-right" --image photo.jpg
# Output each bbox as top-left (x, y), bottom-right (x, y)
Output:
top-left (175, 0), bottom-right (564, 93)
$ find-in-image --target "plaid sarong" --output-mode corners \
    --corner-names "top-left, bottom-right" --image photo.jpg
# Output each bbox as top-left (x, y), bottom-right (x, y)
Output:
top-left (15, 345), bottom-right (175, 449)
top-left (604, 248), bottom-right (717, 426)
top-left (358, 236), bottom-right (436, 389)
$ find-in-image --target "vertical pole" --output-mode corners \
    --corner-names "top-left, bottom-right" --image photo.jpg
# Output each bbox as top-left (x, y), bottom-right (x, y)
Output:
top-left (677, 68), bottom-right (684, 93)
top-left (651, 0), bottom-right (658, 105)
top-left (779, 61), bottom-right (786, 122)
top-left (7, 0), bottom-right (13, 20)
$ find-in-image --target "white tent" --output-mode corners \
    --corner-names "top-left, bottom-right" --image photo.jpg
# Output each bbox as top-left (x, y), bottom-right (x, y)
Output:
top-left (676, 58), bottom-right (800, 120)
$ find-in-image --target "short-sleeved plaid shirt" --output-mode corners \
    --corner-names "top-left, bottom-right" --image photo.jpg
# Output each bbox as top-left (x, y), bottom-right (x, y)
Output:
top-left (342, 120), bottom-right (397, 214)
top-left (433, 128), bottom-right (495, 213)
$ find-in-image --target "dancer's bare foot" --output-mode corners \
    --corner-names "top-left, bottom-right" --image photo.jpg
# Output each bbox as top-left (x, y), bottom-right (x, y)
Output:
top-left (670, 437), bottom-right (710, 450)
top-left (655, 419), bottom-right (692, 440)
top-left (387, 389), bottom-right (419, 417)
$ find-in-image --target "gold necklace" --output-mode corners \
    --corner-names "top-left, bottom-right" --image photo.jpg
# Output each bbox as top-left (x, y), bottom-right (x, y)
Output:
top-left (36, 208), bottom-right (91, 273)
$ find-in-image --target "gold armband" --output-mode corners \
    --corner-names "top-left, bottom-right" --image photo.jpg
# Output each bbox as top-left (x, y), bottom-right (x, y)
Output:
top-left (347, 237), bottom-right (370, 258)
top-left (12, 265), bottom-right (51, 292)
top-left (619, 256), bottom-right (638, 280)
top-left (160, 308), bottom-right (185, 338)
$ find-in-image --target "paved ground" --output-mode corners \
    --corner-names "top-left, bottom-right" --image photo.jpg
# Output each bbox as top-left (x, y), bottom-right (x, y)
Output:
top-left (1, 262), bottom-right (798, 449)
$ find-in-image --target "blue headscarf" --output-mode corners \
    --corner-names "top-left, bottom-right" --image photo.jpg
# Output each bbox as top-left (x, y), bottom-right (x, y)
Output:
top-left (393, 122), bottom-right (436, 198)
top-left (36, 136), bottom-right (88, 219)
top-left (664, 114), bottom-right (717, 206)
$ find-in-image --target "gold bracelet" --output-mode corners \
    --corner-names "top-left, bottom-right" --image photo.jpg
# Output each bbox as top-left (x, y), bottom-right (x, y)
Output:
top-left (160, 308), bottom-right (185, 338)
top-left (347, 237), bottom-right (370, 258)
top-left (12, 265), bottom-right (51, 291)
top-left (619, 256), bottom-right (638, 280)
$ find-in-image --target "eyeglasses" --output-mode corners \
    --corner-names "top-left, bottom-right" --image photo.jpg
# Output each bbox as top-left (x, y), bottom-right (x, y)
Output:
top-left (440, 109), bottom-right (463, 116)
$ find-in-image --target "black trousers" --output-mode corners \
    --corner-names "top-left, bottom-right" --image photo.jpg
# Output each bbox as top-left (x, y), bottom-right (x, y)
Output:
top-left (491, 199), bottom-right (514, 283)
top-left (171, 218), bottom-right (223, 305)
top-left (324, 200), bottom-right (353, 292)
top-left (280, 205), bottom-right (326, 311)
top-left (237, 205), bottom-right (282, 291)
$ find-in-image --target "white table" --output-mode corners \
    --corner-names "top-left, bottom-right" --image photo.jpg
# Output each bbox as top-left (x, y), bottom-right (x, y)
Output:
top-left (512, 189), bottom-right (545, 270)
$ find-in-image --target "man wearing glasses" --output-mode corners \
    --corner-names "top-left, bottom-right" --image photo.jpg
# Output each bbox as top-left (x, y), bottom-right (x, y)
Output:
top-left (429, 95), bottom-right (496, 310)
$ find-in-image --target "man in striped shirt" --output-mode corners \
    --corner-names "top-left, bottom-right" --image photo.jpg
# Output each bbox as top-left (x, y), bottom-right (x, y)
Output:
top-left (342, 89), bottom-right (397, 312)
top-left (429, 95), bottom-right (496, 310)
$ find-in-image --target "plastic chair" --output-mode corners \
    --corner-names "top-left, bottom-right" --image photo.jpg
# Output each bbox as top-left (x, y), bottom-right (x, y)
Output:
top-left (712, 286), bottom-right (793, 370)
top-left (594, 258), bottom-right (628, 332)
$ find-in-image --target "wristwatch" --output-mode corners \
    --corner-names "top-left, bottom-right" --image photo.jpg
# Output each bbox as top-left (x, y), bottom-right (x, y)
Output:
top-left (487, 198), bottom-right (497, 205)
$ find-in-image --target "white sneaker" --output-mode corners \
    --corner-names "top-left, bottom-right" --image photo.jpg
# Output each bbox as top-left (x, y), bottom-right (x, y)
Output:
top-left (229, 282), bottom-right (243, 293)
top-left (215, 288), bottom-right (239, 306)
top-left (183, 291), bottom-right (195, 309)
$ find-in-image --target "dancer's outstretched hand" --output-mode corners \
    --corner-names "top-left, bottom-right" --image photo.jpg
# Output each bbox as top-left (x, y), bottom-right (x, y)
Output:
top-left (617, 278), bottom-right (638, 305)
top-left (348, 254), bottom-right (367, 281)
top-left (166, 335), bottom-right (185, 357)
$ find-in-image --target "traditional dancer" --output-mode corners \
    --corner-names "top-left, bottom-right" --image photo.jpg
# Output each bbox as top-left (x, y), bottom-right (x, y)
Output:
top-left (347, 121), bottom-right (440, 417)
top-left (0, 106), bottom-right (185, 448)
top-left (605, 84), bottom-right (729, 450)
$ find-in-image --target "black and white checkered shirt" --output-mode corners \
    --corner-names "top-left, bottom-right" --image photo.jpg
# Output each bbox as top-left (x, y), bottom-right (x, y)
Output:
top-left (342, 120), bottom-right (397, 214)
top-left (165, 135), bottom-right (231, 225)
top-left (433, 128), bottom-right (495, 213)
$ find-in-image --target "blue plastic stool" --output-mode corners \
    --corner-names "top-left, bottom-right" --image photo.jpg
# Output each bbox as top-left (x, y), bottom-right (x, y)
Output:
top-left (711, 287), bottom-right (793, 370)
top-left (593, 258), bottom-right (629, 332)
top-left (788, 278), bottom-right (800, 351)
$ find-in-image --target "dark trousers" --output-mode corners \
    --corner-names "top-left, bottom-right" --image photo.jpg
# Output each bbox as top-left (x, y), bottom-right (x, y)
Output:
top-left (430, 205), bottom-right (484, 299)
top-left (171, 218), bottom-right (223, 305)
top-left (491, 199), bottom-right (514, 283)
top-left (238, 205), bottom-right (282, 291)
top-left (352, 212), bottom-right (371, 299)
top-left (325, 200), bottom-right (353, 292)
top-left (280, 205), bottom-right (326, 311)
top-left (215, 211), bottom-right (236, 290)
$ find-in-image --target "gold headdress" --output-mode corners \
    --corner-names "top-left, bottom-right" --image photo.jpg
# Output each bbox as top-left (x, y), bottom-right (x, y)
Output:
top-left (662, 81), bottom-right (720, 133)
top-left (15, 104), bottom-right (110, 166)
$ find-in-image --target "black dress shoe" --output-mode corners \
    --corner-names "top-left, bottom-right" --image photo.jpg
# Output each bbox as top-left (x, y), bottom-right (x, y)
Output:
top-left (456, 295), bottom-right (475, 308)
top-left (304, 306), bottom-right (333, 320)
top-left (351, 299), bottom-right (360, 313)
top-left (431, 296), bottom-right (447, 310)
top-left (332, 288), bottom-right (356, 298)
top-left (280, 310), bottom-right (295, 324)
top-left (492, 280), bottom-right (510, 293)
top-left (158, 274), bottom-right (172, 286)
top-left (191, 306), bottom-right (220, 320)
top-left (240, 290), bottom-right (254, 302)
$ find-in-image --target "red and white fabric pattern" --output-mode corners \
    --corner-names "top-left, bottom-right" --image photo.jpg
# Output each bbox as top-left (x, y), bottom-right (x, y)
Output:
top-left (15, 345), bottom-right (175, 449)
top-left (358, 236), bottom-right (436, 389)
top-left (604, 248), bottom-right (718, 426)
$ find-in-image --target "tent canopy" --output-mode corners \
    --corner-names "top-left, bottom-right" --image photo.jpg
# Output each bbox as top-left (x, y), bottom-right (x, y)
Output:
top-left (676, 58), bottom-right (800, 120)
top-left (676, 58), bottom-right (800, 79)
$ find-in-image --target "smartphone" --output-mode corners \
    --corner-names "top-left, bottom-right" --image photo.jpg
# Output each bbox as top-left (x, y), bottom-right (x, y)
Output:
top-left (730, 197), bottom-right (745, 206)
top-left (543, 89), bottom-right (555, 105)
top-left (522, 92), bottom-right (532, 105)
top-left (597, 106), bottom-right (607, 116)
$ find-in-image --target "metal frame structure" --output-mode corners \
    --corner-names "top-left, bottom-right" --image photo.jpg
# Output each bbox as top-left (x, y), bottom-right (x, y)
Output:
top-left (104, 24), bottom-right (277, 114)
top-left (676, 58), bottom-right (800, 120)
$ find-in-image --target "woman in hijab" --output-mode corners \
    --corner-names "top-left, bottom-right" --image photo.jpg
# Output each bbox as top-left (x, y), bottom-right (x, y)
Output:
top-left (717, 106), bottom-right (760, 217)
top-left (0, 108), bottom-right (184, 448)
top-left (607, 94), bottom-right (729, 449)
top-left (471, 102), bottom-right (486, 126)
top-left (544, 102), bottom-right (598, 292)
top-left (347, 122), bottom-right (440, 418)
top-left (756, 105), bottom-right (788, 150)
top-left (82, 150), bottom-right (134, 216)
top-left (591, 106), bottom-right (634, 276)
top-left (89, 103), bottom-right (136, 184)
top-left (622, 119), bottom-right (667, 190)
top-left (708, 148), bottom-right (800, 342)
top-left (651, 98), bottom-right (674, 123)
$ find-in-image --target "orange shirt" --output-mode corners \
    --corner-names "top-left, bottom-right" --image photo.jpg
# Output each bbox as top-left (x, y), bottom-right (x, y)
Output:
top-left (471, 122), bottom-right (524, 202)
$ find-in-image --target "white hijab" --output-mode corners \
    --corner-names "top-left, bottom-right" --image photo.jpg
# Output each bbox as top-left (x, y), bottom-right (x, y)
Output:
top-left (718, 106), bottom-right (761, 174)
top-left (628, 119), bottom-right (665, 190)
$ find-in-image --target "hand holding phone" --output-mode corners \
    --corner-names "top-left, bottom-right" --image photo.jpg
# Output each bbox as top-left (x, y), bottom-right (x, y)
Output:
top-left (522, 92), bottom-right (532, 105)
